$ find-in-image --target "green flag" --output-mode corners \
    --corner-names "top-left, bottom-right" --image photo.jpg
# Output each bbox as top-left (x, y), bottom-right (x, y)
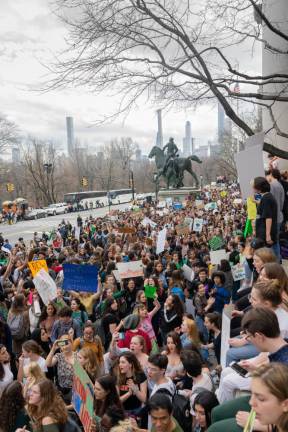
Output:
top-left (243, 219), bottom-right (253, 238)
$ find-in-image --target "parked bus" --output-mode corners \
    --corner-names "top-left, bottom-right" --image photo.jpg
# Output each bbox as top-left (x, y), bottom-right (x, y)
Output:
top-left (63, 189), bottom-right (133, 208)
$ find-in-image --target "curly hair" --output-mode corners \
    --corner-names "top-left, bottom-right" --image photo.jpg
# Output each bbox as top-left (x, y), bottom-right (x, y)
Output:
top-left (27, 379), bottom-right (68, 429)
top-left (0, 381), bottom-right (25, 432)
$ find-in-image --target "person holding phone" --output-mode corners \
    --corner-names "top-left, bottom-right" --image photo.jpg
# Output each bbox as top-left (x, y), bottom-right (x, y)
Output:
top-left (45, 334), bottom-right (76, 405)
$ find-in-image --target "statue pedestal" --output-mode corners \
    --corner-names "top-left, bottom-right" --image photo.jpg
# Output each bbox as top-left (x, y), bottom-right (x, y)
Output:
top-left (158, 187), bottom-right (201, 202)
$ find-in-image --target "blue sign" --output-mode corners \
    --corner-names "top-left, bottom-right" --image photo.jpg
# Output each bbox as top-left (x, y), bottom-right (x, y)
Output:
top-left (63, 264), bottom-right (98, 293)
top-left (173, 202), bottom-right (183, 210)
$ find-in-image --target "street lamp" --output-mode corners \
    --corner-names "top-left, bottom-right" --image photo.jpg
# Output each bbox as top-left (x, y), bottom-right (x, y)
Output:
top-left (153, 173), bottom-right (159, 201)
top-left (200, 175), bottom-right (203, 190)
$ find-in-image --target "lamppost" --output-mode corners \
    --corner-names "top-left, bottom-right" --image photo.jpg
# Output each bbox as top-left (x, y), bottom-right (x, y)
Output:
top-left (153, 173), bottom-right (159, 201)
top-left (129, 170), bottom-right (135, 201)
top-left (200, 175), bottom-right (203, 190)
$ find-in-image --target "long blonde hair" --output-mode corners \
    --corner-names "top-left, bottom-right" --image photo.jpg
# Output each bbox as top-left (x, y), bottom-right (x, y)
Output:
top-left (24, 362), bottom-right (46, 386)
top-left (27, 379), bottom-right (68, 429)
top-left (183, 317), bottom-right (200, 346)
top-left (78, 347), bottom-right (102, 380)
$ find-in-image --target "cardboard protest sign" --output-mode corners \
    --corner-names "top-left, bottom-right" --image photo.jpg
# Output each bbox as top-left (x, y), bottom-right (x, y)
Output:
top-left (116, 260), bottom-right (144, 279)
top-left (112, 270), bottom-right (121, 283)
top-left (210, 249), bottom-right (227, 265)
top-left (182, 264), bottom-right (195, 282)
top-left (145, 238), bottom-right (153, 246)
top-left (72, 361), bottom-right (94, 432)
top-left (175, 223), bottom-right (190, 236)
top-left (193, 218), bottom-right (203, 233)
top-left (63, 264), bottom-right (98, 293)
top-left (156, 228), bottom-right (167, 255)
top-left (28, 260), bottom-right (48, 277)
top-left (231, 264), bottom-right (246, 281)
top-left (195, 200), bottom-right (204, 208)
top-left (204, 202), bottom-right (217, 211)
top-left (221, 306), bottom-right (232, 368)
top-left (247, 197), bottom-right (257, 220)
top-left (235, 135), bottom-right (265, 200)
top-left (33, 269), bottom-right (57, 305)
top-left (117, 226), bottom-right (136, 234)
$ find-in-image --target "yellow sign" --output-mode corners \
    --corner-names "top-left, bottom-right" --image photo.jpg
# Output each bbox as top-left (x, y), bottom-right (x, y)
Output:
top-left (220, 191), bottom-right (227, 198)
top-left (28, 260), bottom-right (49, 277)
top-left (247, 196), bottom-right (257, 220)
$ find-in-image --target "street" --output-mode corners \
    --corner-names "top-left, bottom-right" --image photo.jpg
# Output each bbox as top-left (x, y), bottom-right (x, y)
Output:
top-left (0, 203), bottom-right (130, 244)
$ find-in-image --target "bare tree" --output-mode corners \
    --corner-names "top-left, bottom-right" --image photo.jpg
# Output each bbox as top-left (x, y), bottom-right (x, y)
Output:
top-left (0, 115), bottom-right (19, 154)
top-left (49, 0), bottom-right (288, 159)
top-left (21, 138), bottom-right (59, 206)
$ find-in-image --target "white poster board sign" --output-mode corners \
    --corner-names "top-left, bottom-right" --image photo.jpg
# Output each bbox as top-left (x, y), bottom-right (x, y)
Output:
top-left (221, 307), bottom-right (232, 368)
top-left (141, 217), bottom-right (157, 228)
top-left (33, 269), bottom-right (57, 305)
top-left (182, 264), bottom-right (195, 282)
top-left (193, 218), bottom-right (203, 233)
top-left (234, 137), bottom-right (265, 200)
top-left (116, 260), bottom-right (144, 279)
top-left (210, 249), bottom-right (227, 265)
top-left (231, 264), bottom-right (246, 281)
top-left (75, 226), bottom-right (81, 241)
top-left (156, 228), bottom-right (167, 255)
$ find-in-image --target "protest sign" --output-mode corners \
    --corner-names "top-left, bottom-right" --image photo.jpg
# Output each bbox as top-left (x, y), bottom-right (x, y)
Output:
top-left (210, 249), bottom-right (227, 265)
top-left (220, 190), bottom-right (227, 198)
top-left (193, 218), bottom-right (203, 233)
top-left (33, 269), bottom-right (57, 305)
top-left (204, 202), bottom-right (217, 211)
top-left (28, 260), bottom-right (48, 277)
top-left (184, 217), bottom-right (194, 231)
top-left (145, 285), bottom-right (157, 299)
top-left (173, 202), bottom-right (183, 210)
top-left (117, 226), bottom-right (136, 234)
top-left (243, 410), bottom-right (256, 432)
top-left (176, 223), bottom-right (190, 236)
top-left (145, 238), bottom-right (153, 246)
top-left (231, 264), bottom-right (246, 281)
top-left (156, 228), bottom-right (167, 255)
top-left (63, 264), bottom-right (98, 292)
top-left (74, 226), bottom-right (81, 240)
top-left (247, 197), bottom-right (257, 220)
top-left (116, 260), bottom-right (144, 279)
top-left (112, 270), bottom-right (121, 283)
top-left (182, 264), bottom-right (195, 282)
top-left (195, 200), bottom-right (204, 208)
top-left (209, 236), bottom-right (225, 251)
top-left (72, 360), bottom-right (94, 432)
top-left (233, 198), bottom-right (242, 205)
top-left (141, 217), bottom-right (157, 228)
top-left (235, 136), bottom-right (265, 200)
top-left (221, 306), bottom-right (232, 368)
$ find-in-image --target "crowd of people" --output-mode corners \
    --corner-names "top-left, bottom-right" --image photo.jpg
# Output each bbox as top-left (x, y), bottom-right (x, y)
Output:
top-left (0, 170), bottom-right (288, 432)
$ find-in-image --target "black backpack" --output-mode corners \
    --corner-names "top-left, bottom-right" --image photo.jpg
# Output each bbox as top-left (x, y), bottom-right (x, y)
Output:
top-left (156, 388), bottom-right (192, 432)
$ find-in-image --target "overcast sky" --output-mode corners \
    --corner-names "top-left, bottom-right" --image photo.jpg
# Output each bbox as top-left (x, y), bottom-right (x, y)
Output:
top-left (0, 0), bottom-right (261, 155)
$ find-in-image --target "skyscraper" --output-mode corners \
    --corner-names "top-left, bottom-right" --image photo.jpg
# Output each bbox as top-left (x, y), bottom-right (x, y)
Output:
top-left (183, 120), bottom-right (192, 156)
top-left (218, 102), bottom-right (225, 145)
top-left (156, 109), bottom-right (163, 149)
top-left (66, 116), bottom-right (74, 156)
top-left (12, 147), bottom-right (20, 164)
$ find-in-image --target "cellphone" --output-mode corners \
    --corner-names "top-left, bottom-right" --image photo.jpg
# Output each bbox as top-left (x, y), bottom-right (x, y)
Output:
top-left (118, 332), bottom-right (125, 340)
top-left (230, 361), bottom-right (249, 378)
top-left (57, 339), bottom-right (69, 347)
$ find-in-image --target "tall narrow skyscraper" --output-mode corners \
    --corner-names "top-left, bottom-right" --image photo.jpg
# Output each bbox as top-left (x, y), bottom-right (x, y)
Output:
top-left (183, 121), bottom-right (192, 156)
top-left (218, 102), bottom-right (225, 145)
top-left (156, 109), bottom-right (163, 149)
top-left (66, 116), bottom-right (74, 156)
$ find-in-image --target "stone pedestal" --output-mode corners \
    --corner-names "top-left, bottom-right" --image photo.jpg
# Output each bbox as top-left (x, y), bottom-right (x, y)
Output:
top-left (158, 187), bottom-right (201, 202)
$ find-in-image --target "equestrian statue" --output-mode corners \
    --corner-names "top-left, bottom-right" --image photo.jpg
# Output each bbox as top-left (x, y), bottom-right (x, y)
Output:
top-left (148, 138), bottom-right (202, 189)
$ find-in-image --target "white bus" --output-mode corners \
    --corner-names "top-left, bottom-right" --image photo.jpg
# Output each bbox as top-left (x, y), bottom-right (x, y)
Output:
top-left (63, 189), bottom-right (133, 208)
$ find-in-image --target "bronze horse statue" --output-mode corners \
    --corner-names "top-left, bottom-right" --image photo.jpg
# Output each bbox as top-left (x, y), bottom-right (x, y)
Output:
top-left (148, 146), bottom-right (202, 189)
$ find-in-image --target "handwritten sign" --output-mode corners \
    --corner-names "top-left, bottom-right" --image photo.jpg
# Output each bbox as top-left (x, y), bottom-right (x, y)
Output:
top-left (117, 227), bottom-right (136, 234)
top-left (63, 264), bottom-right (98, 292)
top-left (193, 218), bottom-right (203, 233)
top-left (116, 260), bottom-right (144, 279)
top-left (72, 361), bottom-right (94, 432)
top-left (247, 197), bottom-right (257, 220)
top-left (156, 228), bottom-right (167, 255)
top-left (231, 264), bottom-right (246, 281)
top-left (28, 260), bottom-right (48, 277)
top-left (210, 249), bottom-right (227, 265)
top-left (182, 264), bottom-right (195, 282)
top-left (33, 269), bottom-right (57, 305)
top-left (176, 223), bottom-right (190, 236)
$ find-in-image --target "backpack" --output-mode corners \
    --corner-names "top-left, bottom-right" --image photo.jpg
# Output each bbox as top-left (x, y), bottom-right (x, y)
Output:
top-left (156, 388), bottom-right (192, 432)
top-left (7, 313), bottom-right (26, 340)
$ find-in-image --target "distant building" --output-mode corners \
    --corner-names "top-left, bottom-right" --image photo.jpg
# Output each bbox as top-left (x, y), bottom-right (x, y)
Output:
top-left (156, 109), bottom-right (163, 149)
top-left (135, 148), bottom-right (142, 161)
top-left (12, 147), bottom-right (20, 164)
top-left (194, 145), bottom-right (209, 159)
top-left (183, 121), bottom-right (192, 156)
top-left (224, 117), bottom-right (232, 140)
top-left (218, 102), bottom-right (225, 145)
top-left (66, 116), bottom-right (75, 156)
